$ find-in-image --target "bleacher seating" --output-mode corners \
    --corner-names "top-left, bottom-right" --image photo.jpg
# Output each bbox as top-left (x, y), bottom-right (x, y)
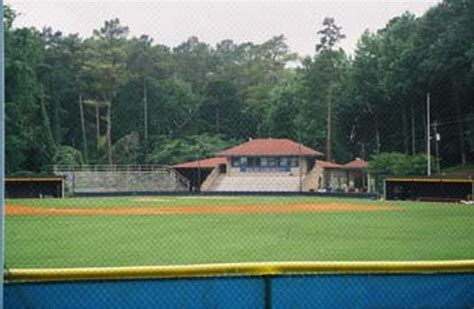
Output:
top-left (54, 165), bottom-right (189, 194)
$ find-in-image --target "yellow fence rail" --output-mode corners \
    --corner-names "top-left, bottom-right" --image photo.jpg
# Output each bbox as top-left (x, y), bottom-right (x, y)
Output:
top-left (6, 260), bottom-right (474, 283)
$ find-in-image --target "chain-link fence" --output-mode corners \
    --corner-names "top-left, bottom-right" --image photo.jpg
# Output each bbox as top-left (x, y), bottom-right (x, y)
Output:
top-left (3, 0), bottom-right (474, 307)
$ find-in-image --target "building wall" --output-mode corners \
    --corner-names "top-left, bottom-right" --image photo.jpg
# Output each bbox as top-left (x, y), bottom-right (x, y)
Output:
top-left (302, 162), bottom-right (323, 192)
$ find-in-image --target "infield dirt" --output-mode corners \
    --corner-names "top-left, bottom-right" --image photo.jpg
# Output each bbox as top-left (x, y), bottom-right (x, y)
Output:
top-left (6, 202), bottom-right (397, 216)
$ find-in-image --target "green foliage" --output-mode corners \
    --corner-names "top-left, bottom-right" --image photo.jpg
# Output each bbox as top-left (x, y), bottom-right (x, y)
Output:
top-left (442, 162), bottom-right (474, 175)
top-left (348, 2), bottom-right (474, 165)
top-left (3, 5), bottom-right (16, 31)
top-left (109, 132), bottom-right (142, 164)
top-left (316, 17), bottom-right (346, 52)
top-left (4, 0), bottom-right (474, 174)
top-left (5, 16), bottom-right (48, 173)
top-left (369, 152), bottom-right (434, 176)
top-left (262, 74), bottom-right (305, 139)
top-left (52, 146), bottom-right (84, 165)
top-left (146, 134), bottom-right (240, 165)
top-left (298, 47), bottom-right (350, 158)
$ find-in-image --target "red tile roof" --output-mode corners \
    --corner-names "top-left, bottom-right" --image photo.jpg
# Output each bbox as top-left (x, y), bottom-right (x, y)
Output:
top-left (219, 138), bottom-right (323, 157)
top-left (343, 158), bottom-right (369, 169)
top-left (172, 157), bottom-right (226, 169)
top-left (317, 160), bottom-right (343, 169)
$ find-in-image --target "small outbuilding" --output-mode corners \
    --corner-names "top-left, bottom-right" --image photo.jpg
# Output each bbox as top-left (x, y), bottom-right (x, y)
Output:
top-left (314, 158), bottom-right (373, 193)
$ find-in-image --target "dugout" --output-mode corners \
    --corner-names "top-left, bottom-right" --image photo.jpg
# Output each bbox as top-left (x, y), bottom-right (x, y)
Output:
top-left (384, 176), bottom-right (474, 202)
top-left (5, 177), bottom-right (65, 199)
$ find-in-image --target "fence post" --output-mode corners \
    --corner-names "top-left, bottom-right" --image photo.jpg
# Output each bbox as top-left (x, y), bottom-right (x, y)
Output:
top-left (263, 276), bottom-right (272, 309)
top-left (0, 1), bottom-right (5, 303)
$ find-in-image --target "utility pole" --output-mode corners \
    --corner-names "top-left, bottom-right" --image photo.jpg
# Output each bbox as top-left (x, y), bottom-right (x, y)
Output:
top-left (411, 103), bottom-right (416, 155)
top-left (433, 121), bottom-right (441, 174)
top-left (78, 94), bottom-right (88, 163)
top-left (427, 92), bottom-right (431, 176)
top-left (0, 2), bottom-right (5, 302)
top-left (143, 79), bottom-right (148, 144)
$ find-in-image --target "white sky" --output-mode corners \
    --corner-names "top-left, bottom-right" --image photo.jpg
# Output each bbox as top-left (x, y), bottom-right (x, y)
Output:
top-left (7, 0), bottom-right (440, 57)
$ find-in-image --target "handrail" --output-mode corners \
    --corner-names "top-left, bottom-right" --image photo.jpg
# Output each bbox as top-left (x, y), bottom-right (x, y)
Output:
top-left (173, 170), bottom-right (190, 190)
top-left (6, 260), bottom-right (474, 283)
top-left (53, 164), bottom-right (171, 173)
top-left (201, 166), bottom-right (221, 191)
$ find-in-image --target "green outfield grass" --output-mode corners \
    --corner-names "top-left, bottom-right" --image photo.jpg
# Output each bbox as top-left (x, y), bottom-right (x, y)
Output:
top-left (5, 196), bottom-right (474, 268)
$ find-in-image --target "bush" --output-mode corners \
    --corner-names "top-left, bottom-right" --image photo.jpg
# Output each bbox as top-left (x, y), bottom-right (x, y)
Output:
top-left (146, 134), bottom-right (240, 165)
top-left (52, 146), bottom-right (84, 166)
top-left (368, 152), bottom-right (434, 176)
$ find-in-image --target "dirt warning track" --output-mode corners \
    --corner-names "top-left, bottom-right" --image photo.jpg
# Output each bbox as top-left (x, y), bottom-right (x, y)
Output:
top-left (6, 203), bottom-right (396, 216)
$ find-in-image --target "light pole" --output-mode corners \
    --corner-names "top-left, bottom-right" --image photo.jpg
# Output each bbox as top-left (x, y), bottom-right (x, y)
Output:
top-left (433, 121), bottom-right (441, 174)
top-left (0, 2), bottom-right (5, 301)
top-left (426, 92), bottom-right (431, 176)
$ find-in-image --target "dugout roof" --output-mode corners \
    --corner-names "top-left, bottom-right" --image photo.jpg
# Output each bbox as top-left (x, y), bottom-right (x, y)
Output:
top-left (172, 157), bottom-right (226, 169)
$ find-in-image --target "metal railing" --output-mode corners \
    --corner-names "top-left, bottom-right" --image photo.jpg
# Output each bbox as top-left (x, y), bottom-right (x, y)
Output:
top-left (53, 164), bottom-right (190, 191)
top-left (54, 164), bottom-right (172, 173)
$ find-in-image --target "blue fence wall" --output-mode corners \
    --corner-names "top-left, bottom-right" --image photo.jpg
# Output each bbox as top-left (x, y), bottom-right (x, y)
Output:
top-left (5, 273), bottom-right (474, 308)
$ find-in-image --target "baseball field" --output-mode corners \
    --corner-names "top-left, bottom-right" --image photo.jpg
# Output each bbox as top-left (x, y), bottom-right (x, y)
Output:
top-left (5, 196), bottom-right (474, 269)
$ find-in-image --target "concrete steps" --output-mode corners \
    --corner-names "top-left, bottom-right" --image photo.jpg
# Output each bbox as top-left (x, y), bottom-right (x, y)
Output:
top-left (210, 175), bottom-right (301, 192)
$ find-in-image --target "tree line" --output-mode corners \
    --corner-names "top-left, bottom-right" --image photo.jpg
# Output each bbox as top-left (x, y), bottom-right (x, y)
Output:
top-left (4, 0), bottom-right (473, 176)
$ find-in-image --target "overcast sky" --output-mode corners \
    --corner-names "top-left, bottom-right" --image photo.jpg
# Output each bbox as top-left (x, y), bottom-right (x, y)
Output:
top-left (7, 0), bottom-right (440, 57)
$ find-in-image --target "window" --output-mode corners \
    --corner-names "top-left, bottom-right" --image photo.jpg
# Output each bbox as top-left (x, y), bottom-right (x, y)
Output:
top-left (231, 157), bottom-right (240, 167)
top-left (248, 157), bottom-right (260, 167)
top-left (261, 157), bottom-right (268, 167)
top-left (268, 157), bottom-right (276, 167)
top-left (290, 157), bottom-right (299, 167)
top-left (240, 157), bottom-right (248, 165)
top-left (280, 157), bottom-right (288, 167)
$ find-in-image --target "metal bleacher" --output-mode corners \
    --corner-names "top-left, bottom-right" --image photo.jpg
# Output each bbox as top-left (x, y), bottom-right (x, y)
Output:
top-left (53, 165), bottom-right (190, 195)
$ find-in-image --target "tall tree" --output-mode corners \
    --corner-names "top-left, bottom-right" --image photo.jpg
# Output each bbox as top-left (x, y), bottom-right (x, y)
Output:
top-left (5, 7), bottom-right (50, 173)
top-left (84, 18), bottom-right (129, 164)
top-left (315, 17), bottom-right (346, 162)
top-left (4, 0), bottom-right (474, 174)
top-left (316, 17), bottom-right (346, 53)
top-left (127, 35), bottom-right (156, 144)
top-left (350, 30), bottom-right (385, 156)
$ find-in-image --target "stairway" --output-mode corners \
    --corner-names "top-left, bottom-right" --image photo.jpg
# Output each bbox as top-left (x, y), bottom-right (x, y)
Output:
top-left (209, 175), bottom-right (301, 192)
